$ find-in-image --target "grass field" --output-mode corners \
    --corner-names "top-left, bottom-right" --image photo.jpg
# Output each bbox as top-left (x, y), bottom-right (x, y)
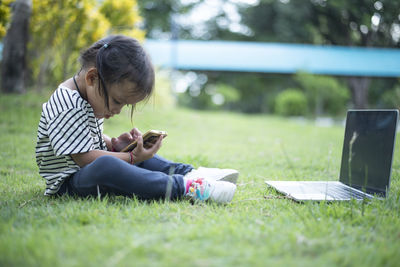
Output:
top-left (1, 91), bottom-right (400, 267)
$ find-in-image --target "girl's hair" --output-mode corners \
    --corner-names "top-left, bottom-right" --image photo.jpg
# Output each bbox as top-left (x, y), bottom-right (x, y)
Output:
top-left (79, 35), bottom-right (155, 110)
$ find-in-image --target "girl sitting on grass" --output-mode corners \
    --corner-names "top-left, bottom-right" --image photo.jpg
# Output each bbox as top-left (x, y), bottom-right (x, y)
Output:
top-left (35, 35), bottom-right (238, 203)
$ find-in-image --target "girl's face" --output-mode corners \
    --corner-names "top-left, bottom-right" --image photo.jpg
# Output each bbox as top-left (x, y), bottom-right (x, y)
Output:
top-left (86, 70), bottom-right (144, 119)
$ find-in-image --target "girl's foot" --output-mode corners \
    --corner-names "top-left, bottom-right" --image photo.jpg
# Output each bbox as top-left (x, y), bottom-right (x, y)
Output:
top-left (185, 178), bottom-right (236, 204)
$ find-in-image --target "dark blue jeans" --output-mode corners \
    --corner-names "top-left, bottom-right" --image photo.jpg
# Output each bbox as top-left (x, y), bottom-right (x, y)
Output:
top-left (58, 155), bottom-right (193, 200)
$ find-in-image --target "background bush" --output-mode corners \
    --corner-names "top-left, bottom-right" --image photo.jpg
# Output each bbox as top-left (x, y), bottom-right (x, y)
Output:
top-left (274, 89), bottom-right (308, 116)
top-left (294, 72), bottom-right (350, 117)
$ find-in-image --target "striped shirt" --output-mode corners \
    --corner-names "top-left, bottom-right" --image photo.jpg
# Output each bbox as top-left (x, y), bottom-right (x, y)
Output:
top-left (35, 86), bottom-right (106, 195)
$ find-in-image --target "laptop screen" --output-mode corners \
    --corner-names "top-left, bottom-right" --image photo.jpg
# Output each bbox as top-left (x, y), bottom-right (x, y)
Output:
top-left (339, 110), bottom-right (398, 197)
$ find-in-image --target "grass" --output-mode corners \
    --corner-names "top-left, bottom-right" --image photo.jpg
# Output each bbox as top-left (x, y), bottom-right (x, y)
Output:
top-left (1, 91), bottom-right (400, 267)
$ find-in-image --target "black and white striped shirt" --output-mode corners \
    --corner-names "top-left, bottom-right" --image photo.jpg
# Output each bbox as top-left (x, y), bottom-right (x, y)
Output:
top-left (35, 86), bottom-right (106, 195)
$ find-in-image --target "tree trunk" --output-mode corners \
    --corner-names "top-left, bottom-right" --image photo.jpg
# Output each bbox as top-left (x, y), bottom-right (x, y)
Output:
top-left (35, 52), bottom-right (51, 91)
top-left (1, 0), bottom-right (32, 93)
top-left (348, 77), bottom-right (370, 109)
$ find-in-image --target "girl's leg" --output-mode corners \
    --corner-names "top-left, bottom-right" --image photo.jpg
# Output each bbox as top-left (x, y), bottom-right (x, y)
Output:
top-left (65, 155), bottom-right (185, 200)
top-left (135, 154), bottom-right (193, 176)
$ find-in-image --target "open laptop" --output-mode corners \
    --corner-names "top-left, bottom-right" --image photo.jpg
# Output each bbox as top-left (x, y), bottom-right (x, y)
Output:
top-left (265, 110), bottom-right (398, 201)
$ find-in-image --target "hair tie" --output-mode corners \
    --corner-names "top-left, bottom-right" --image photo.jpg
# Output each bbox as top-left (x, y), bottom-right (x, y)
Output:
top-left (103, 43), bottom-right (109, 49)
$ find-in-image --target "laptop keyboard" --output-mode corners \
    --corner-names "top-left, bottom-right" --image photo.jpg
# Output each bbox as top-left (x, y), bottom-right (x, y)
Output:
top-left (326, 184), bottom-right (370, 200)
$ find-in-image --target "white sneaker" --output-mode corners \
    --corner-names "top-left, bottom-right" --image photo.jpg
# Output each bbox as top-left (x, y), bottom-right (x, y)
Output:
top-left (184, 167), bottom-right (239, 184)
top-left (185, 178), bottom-right (236, 204)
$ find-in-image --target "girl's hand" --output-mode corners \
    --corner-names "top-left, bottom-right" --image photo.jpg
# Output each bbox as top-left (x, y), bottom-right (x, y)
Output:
top-left (111, 128), bottom-right (142, 152)
top-left (131, 135), bottom-right (163, 163)
top-left (129, 127), bottom-right (142, 141)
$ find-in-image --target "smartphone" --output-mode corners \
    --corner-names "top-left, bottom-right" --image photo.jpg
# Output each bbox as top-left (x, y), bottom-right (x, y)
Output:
top-left (120, 130), bottom-right (167, 152)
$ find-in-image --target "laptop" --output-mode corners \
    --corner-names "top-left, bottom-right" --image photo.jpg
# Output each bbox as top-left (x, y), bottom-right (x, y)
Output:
top-left (265, 110), bottom-right (398, 201)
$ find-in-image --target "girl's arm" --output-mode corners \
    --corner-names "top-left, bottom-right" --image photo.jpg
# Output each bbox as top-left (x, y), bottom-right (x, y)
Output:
top-left (71, 150), bottom-right (130, 167)
top-left (71, 135), bottom-right (163, 167)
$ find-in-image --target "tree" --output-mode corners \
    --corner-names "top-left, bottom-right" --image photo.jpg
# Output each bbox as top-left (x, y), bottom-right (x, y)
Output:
top-left (239, 0), bottom-right (400, 109)
top-left (100, 0), bottom-right (145, 39)
top-left (1, 0), bottom-right (31, 93)
top-left (0, 0), bottom-right (13, 38)
top-left (28, 0), bottom-right (145, 90)
top-left (308, 0), bottom-right (400, 108)
top-left (214, 0), bottom-right (400, 109)
top-left (137, 0), bottom-right (400, 111)
top-left (138, 0), bottom-right (196, 39)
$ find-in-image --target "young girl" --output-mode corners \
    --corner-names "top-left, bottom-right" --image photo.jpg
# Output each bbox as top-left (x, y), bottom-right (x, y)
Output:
top-left (35, 35), bottom-right (238, 203)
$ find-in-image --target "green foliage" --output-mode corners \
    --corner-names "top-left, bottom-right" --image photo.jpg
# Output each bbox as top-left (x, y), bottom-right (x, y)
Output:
top-left (214, 83), bottom-right (240, 103)
top-left (204, 72), bottom-right (295, 113)
top-left (382, 86), bottom-right (400, 109)
top-left (137, 0), bottom-right (196, 39)
top-left (309, 0), bottom-right (400, 47)
top-left (178, 81), bottom-right (241, 111)
top-left (179, 89), bottom-right (214, 110)
top-left (100, 0), bottom-right (145, 38)
top-left (274, 89), bottom-right (308, 116)
top-left (295, 72), bottom-right (349, 116)
top-left (0, 0), bottom-right (12, 39)
top-left (137, 0), bottom-right (400, 112)
top-left (238, 0), bottom-right (400, 47)
top-left (240, 0), bottom-right (316, 43)
top-left (28, 0), bottom-right (145, 89)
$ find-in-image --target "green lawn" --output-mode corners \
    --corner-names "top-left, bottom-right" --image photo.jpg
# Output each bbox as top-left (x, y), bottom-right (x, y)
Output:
top-left (1, 92), bottom-right (400, 267)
